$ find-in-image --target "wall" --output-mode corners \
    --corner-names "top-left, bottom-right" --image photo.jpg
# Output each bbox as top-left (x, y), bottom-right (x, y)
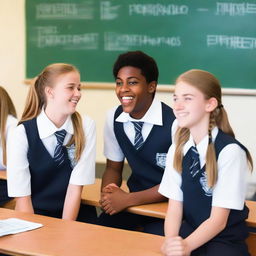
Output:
top-left (1, 1), bottom-right (256, 192)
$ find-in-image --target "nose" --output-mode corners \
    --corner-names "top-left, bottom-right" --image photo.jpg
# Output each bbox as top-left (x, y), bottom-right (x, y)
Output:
top-left (116, 82), bottom-right (130, 95)
top-left (74, 87), bottom-right (81, 97)
top-left (173, 100), bottom-right (184, 111)
top-left (119, 82), bottom-right (130, 92)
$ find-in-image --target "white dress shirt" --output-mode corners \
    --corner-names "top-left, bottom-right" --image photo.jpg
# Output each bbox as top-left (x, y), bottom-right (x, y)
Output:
top-left (7, 110), bottom-right (96, 197)
top-left (104, 98), bottom-right (174, 162)
top-left (0, 115), bottom-right (17, 169)
top-left (159, 127), bottom-right (248, 210)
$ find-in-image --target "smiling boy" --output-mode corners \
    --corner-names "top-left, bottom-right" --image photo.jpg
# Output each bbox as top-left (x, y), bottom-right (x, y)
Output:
top-left (98, 51), bottom-right (175, 235)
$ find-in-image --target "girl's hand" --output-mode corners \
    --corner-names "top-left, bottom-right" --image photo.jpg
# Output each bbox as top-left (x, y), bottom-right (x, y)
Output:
top-left (161, 236), bottom-right (191, 256)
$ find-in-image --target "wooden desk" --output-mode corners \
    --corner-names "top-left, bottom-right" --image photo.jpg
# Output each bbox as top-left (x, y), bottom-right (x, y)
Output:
top-left (0, 208), bottom-right (163, 256)
top-left (1, 171), bottom-right (256, 228)
top-left (82, 178), bottom-right (256, 228)
top-left (245, 200), bottom-right (256, 228)
top-left (0, 169), bottom-right (6, 179)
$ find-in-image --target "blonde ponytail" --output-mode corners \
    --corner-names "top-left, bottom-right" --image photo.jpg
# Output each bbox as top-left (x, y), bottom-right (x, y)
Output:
top-left (66, 111), bottom-right (85, 161)
top-left (19, 78), bottom-right (42, 124)
top-left (173, 127), bottom-right (190, 173)
top-left (0, 86), bottom-right (17, 166)
top-left (205, 113), bottom-right (218, 188)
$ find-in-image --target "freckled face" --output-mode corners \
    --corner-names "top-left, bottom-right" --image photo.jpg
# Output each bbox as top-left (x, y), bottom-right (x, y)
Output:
top-left (115, 66), bottom-right (156, 119)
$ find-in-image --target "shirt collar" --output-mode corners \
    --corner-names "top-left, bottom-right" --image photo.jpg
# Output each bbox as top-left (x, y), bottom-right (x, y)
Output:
top-left (183, 126), bottom-right (219, 167)
top-left (37, 109), bottom-right (74, 139)
top-left (115, 98), bottom-right (163, 125)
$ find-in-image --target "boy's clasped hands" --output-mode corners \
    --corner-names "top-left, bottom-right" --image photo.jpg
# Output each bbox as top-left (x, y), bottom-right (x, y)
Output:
top-left (100, 184), bottom-right (131, 215)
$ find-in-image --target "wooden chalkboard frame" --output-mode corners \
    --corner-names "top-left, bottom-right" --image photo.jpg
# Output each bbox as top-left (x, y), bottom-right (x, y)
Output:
top-left (24, 79), bottom-right (256, 96)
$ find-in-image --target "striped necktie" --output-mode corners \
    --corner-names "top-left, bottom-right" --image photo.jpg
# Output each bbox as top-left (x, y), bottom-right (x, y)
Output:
top-left (54, 129), bottom-right (67, 166)
top-left (189, 146), bottom-right (200, 177)
top-left (132, 121), bottom-right (144, 150)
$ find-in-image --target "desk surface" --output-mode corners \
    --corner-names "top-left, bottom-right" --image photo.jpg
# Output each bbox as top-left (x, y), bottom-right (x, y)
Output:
top-left (0, 208), bottom-right (163, 256)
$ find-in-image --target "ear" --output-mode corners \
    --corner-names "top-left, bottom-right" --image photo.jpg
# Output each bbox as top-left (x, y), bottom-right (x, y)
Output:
top-left (44, 86), bottom-right (54, 99)
top-left (205, 97), bottom-right (218, 112)
top-left (148, 81), bottom-right (157, 94)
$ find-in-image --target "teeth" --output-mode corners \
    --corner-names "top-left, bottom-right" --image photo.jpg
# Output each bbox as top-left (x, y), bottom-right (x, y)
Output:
top-left (122, 96), bottom-right (133, 100)
top-left (70, 99), bottom-right (78, 103)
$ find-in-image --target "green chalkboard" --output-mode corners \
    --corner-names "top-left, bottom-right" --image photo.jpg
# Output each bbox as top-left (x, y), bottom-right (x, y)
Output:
top-left (26, 0), bottom-right (256, 89)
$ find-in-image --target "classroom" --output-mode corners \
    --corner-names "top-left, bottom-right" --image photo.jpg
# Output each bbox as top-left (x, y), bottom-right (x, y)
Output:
top-left (1, 0), bottom-right (256, 255)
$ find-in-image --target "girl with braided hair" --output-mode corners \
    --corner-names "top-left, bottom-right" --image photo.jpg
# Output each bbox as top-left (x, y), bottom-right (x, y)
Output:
top-left (159, 69), bottom-right (253, 256)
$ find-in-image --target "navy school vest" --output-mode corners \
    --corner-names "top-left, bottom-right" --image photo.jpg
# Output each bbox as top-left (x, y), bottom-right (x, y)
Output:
top-left (23, 118), bottom-right (73, 213)
top-left (114, 102), bottom-right (175, 192)
top-left (181, 129), bottom-right (249, 241)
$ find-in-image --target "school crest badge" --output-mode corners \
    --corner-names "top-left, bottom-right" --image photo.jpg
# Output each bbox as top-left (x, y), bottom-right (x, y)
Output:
top-left (156, 153), bottom-right (167, 169)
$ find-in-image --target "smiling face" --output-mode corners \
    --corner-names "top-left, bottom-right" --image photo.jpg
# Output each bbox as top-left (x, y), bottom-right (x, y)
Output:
top-left (173, 81), bottom-right (217, 138)
top-left (45, 71), bottom-right (81, 119)
top-left (115, 66), bottom-right (156, 119)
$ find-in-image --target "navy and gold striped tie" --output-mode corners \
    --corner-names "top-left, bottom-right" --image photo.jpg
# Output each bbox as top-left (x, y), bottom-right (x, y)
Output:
top-left (54, 129), bottom-right (67, 166)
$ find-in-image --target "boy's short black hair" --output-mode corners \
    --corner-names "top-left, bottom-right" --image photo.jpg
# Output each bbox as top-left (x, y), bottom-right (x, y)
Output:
top-left (113, 51), bottom-right (159, 83)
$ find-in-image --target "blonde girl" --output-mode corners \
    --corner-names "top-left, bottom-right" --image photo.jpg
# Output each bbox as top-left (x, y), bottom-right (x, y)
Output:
top-left (159, 69), bottom-right (253, 256)
top-left (0, 86), bottom-right (17, 205)
top-left (7, 63), bottom-right (96, 222)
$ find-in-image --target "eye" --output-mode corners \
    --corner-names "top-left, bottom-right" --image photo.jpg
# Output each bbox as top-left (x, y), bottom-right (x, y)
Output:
top-left (185, 97), bottom-right (192, 101)
top-left (173, 96), bottom-right (178, 102)
top-left (128, 81), bottom-right (138, 85)
top-left (116, 80), bottom-right (122, 86)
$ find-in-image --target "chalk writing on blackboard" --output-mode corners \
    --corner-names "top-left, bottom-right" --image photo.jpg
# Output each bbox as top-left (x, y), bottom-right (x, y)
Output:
top-left (35, 26), bottom-right (99, 49)
top-left (196, 8), bottom-right (209, 12)
top-left (104, 32), bottom-right (181, 51)
top-left (207, 35), bottom-right (256, 50)
top-left (36, 2), bottom-right (94, 20)
top-left (216, 2), bottom-right (256, 16)
top-left (100, 1), bottom-right (120, 20)
top-left (128, 4), bottom-right (188, 16)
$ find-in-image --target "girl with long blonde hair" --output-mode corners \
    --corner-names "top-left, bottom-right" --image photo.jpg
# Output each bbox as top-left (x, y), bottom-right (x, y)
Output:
top-left (0, 86), bottom-right (17, 206)
top-left (7, 63), bottom-right (97, 223)
top-left (159, 69), bottom-right (253, 256)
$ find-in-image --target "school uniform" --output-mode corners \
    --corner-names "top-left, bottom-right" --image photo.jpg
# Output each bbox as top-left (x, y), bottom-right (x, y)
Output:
top-left (7, 110), bottom-right (96, 223)
top-left (159, 127), bottom-right (250, 256)
top-left (0, 115), bottom-right (17, 206)
top-left (98, 98), bottom-right (175, 235)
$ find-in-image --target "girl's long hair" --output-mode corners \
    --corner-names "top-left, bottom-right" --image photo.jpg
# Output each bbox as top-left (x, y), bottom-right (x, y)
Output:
top-left (19, 63), bottom-right (85, 161)
top-left (173, 69), bottom-right (253, 187)
top-left (0, 86), bottom-right (17, 166)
